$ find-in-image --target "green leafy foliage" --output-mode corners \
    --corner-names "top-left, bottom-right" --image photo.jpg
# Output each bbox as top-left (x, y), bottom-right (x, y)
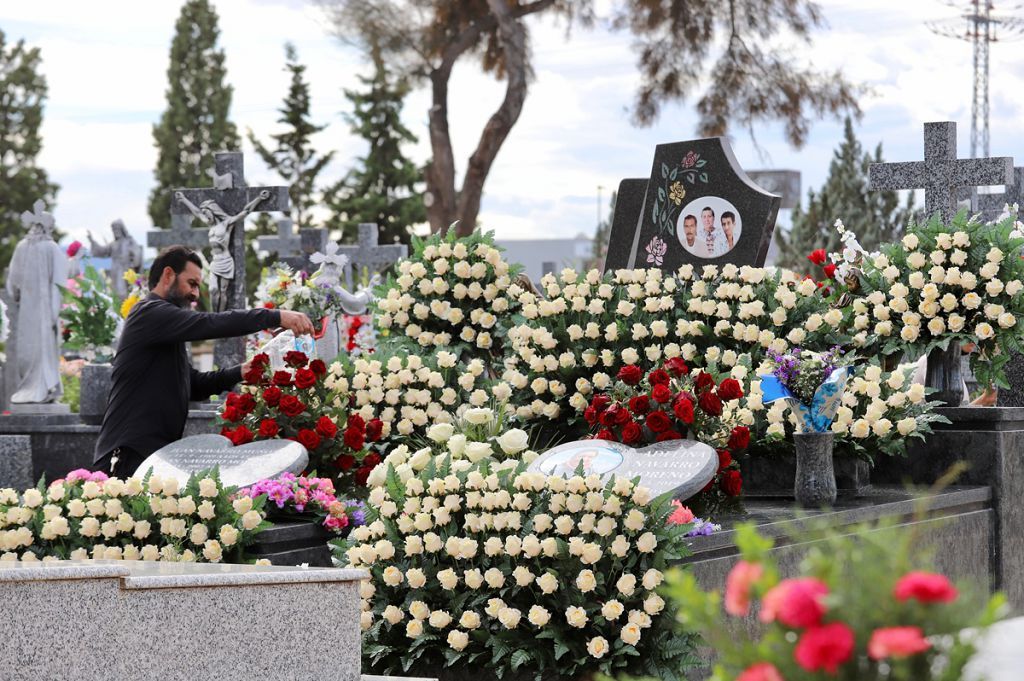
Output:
top-left (59, 264), bottom-right (120, 361)
top-left (660, 518), bottom-right (1007, 681)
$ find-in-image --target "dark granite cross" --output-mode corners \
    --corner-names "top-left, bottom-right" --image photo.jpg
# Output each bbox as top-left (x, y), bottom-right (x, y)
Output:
top-left (255, 218), bottom-right (328, 273)
top-left (147, 213), bottom-right (210, 252)
top-left (170, 152), bottom-right (289, 369)
top-left (336, 223), bottom-right (407, 288)
top-left (868, 121), bottom-right (1013, 224)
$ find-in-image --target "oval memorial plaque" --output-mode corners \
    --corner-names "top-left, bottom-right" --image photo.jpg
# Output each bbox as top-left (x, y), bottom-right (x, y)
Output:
top-left (527, 438), bottom-right (717, 502)
top-left (135, 434), bottom-right (308, 488)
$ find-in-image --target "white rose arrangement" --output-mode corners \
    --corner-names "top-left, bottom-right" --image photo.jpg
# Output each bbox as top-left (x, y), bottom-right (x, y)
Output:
top-left (337, 457), bottom-right (697, 681)
top-left (0, 468), bottom-right (270, 563)
top-left (373, 230), bottom-right (522, 362)
top-left (857, 211), bottom-right (1024, 389)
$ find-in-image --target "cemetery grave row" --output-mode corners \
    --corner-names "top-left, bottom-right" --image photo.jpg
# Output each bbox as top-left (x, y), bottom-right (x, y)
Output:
top-left (1, 121), bottom-right (1024, 680)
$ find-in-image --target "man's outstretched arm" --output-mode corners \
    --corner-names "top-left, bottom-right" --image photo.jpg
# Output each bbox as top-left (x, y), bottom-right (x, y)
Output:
top-left (141, 303), bottom-right (313, 345)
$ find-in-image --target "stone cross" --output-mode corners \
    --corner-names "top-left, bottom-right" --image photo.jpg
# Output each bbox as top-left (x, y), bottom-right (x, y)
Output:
top-left (868, 121), bottom-right (1013, 224)
top-left (255, 218), bottom-right (328, 273)
top-left (170, 152), bottom-right (289, 369)
top-left (336, 223), bottom-right (407, 288)
top-left (147, 213), bottom-right (210, 252)
top-left (973, 167), bottom-right (1024, 222)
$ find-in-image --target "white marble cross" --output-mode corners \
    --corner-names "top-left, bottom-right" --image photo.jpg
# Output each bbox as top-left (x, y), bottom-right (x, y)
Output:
top-left (20, 199), bottom-right (54, 233)
top-left (868, 121), bottom-right (1013, 224)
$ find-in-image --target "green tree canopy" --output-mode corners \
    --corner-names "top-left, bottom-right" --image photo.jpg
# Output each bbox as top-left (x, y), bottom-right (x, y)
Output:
top-left (0, 30), bottom-right (58, 275)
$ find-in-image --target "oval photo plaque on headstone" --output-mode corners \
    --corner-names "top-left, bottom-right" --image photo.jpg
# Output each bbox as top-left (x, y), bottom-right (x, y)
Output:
top-left (134, 434), bottom-right (308, 488)
top-left (527, 438), bottom-right (718, 502)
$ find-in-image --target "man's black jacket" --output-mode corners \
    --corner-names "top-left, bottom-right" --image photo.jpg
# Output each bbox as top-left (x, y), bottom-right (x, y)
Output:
top-left (93, 293), bottom-right (281, 463)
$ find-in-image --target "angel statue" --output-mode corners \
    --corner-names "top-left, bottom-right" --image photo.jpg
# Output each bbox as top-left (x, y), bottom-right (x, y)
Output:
top-left (174, 190), bottom-right (270, 312)
top-left (309, 241), bottom-right (381, 315)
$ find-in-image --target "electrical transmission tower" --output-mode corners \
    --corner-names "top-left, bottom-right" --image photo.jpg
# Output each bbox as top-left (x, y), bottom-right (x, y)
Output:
top-left (928, 1), bottom-right (1024, 158)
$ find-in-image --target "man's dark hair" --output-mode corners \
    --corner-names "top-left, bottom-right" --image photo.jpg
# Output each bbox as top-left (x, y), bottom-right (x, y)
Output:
top-left (721, 211), bottom-right (736, 223)
top-left (683, 214), bottom-right (697, 225)
top-left (148, 246), bottom-right (203, 289)
top-left (702, 206), bottom-right (715, 216)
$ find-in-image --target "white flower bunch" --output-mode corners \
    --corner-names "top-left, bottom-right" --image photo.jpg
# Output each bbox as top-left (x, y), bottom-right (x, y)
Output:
top-left (503, 264), bottom-right (834, 424)
top-left (347, 352), bottom-right (516, 446)
top-left (0, 470), bottom-right (269, 564)
top-left (859, 211), bottom-right (1024, 389)
top-left (364, 405), bottom-right (536, 488)
top-left (339, 458), bottom-right (695, 680)
top-left (373, 231), bottom-right (520, 359)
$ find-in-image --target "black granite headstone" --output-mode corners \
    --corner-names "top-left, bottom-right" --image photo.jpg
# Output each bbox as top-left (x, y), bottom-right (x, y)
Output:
top-left (603, 138), bottom-right (780, 273)
top-left (604, 179), bottom-right (648, 272)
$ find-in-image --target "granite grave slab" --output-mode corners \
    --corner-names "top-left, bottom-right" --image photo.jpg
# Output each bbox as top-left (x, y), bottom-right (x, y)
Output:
top-left (0, 435), bottom-right (32, 491)
top-left (136, 433), bottom-right (307, 488)
top-left (528, 438), bottom-right (717, 500)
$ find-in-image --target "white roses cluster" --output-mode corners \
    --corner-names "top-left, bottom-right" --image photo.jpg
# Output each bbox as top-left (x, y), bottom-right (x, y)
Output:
top-left (342, 459), bottom-right (682, 678)
top-left (0, 473), bottom-right (267, 564)
top-left (503, 264), bottom-right (830, 422)
top-left (861, 217), bottom-right (1024, 389)
top-left (365, 407), bottom-right (538, 487)
top-left (374, 234), bottom-right (518, 354)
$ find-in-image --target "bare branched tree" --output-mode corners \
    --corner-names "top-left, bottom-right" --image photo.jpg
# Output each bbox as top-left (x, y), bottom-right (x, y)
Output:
top-left (319, 0), bottom-right (860, 236)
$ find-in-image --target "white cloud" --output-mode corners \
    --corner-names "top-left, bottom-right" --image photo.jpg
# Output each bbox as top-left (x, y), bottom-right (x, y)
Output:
top-left (5, 0), bottom-right (1024, 252)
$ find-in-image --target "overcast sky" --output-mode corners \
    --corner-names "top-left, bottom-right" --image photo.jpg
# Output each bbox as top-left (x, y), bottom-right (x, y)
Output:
top-left (4, 0), bottom-right (1024, 251)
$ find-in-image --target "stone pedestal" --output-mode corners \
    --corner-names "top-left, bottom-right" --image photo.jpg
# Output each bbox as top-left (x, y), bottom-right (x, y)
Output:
top-left (685, 486), bottom-right (993, 601)
top-left (739, 453), bottom-right (871, 498)
top-left (872, 407), bottom-right (1024, 611)
top-left (0, 560), bottom-right (367, 681)
top-left (0, 435), bottom-right (32, 490)
top-left (252, 520), bottom-right (333, 567)
top-left (79, 363), bottom-right (113, 425)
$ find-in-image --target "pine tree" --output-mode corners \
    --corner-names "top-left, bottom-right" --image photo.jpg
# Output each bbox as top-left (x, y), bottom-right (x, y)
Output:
top-left (247, 43), bottom-right (334, 229)
top-left (0, 31), bottom-right (58, 274)
top-left (245, 43), bottom-right (335, 295)
top-left (148, 0), bottom-right (239, 227)
top-left (775, 117), bottom-right (913, 273)
top-left (327, 43), bottom-right (425, 245)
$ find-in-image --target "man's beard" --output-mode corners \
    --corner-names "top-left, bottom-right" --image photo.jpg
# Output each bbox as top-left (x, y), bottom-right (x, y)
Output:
top-left (167, 277), bottom-right (195, 309)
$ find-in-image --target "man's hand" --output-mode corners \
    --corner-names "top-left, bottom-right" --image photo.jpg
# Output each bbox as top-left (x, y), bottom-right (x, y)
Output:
top-left (279, 309), bottom-right (314, 336)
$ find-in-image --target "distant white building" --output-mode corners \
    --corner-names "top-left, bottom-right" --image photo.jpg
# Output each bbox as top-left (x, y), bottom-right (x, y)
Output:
top-left (497, 234), bottom-right (593, 285)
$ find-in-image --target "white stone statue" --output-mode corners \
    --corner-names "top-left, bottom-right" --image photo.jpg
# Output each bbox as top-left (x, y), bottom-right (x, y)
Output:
top-left (174, 190), bottom-right (270, 312)
top-left (309, 241), bottom-right (379, 315)
top-left (5, 200), bottom-right (67, 403)
top-left (88, 218), bottom-right (143, 297)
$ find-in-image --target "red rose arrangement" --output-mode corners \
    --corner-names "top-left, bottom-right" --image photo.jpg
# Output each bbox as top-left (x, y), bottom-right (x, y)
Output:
top-left (667, 520), bottom-right (1004, 681)
top-left (218, 351), bottom-right (382, 495)
top-left (583, 359), bottom-right (747, 515)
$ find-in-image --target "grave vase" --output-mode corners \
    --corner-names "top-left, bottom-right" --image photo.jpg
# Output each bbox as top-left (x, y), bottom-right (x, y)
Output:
top-left (793, 431), bottom-right (837, 507)
top-left (925, 343), bottom-right (964, 407)
top-left (315, 316), bottom-right (341, 363)
top-left (79, 362), bottom-right (113, 425)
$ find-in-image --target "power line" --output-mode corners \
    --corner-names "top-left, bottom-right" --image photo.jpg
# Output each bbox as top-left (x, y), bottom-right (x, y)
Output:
top-left (927, 1), bottom-right (1024, 158)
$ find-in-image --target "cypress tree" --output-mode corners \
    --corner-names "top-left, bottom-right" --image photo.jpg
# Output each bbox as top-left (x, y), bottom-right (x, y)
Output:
top-left (0, 30), bottom-right (58, 274)
top-left (327, 43), bottom-right (425, 245)
top-left (775, 117), bottom-right (913, 273)
top-left (246, 43), bottom-right (335, 294)
top-left (148, 0), bottom-right (239, 227)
